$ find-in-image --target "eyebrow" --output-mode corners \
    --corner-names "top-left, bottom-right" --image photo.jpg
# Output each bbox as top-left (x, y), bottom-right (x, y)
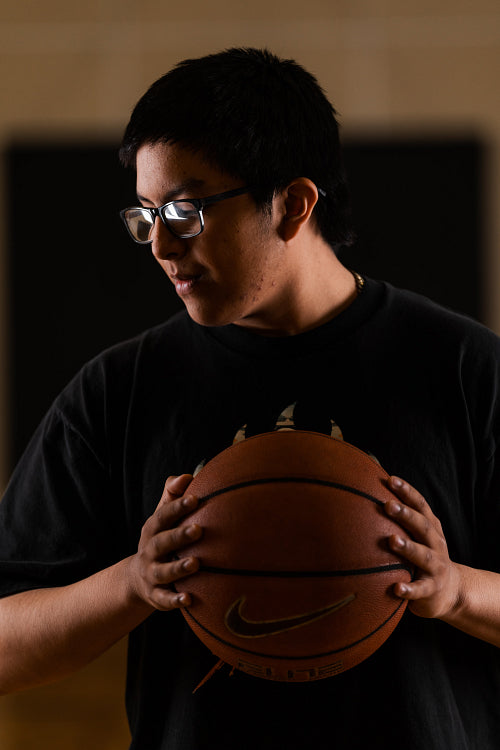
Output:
top-left (136, 178), bottom-right (207, 205)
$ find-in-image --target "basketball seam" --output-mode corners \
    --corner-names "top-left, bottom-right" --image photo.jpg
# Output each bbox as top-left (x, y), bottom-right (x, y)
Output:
top-left (182, 598), bottom-right (407, 661)
top-left (195, 477), bottom-right (385, 508)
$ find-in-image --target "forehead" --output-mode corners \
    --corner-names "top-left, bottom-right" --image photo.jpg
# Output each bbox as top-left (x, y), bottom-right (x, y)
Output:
top-left (135, 141), bottom-right (233, 202)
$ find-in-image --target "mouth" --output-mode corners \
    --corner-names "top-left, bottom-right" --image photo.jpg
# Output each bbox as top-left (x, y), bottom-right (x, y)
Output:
top-left (171, 272), bottom-right (203, 296)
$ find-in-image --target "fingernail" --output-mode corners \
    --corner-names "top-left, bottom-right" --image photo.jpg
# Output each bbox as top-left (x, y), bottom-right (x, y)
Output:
top-left (393, 535), bottom-right (405, 549)
top-left (391, 477), bottom-right (403, 489)
top-left (387, 501), bottom-right (402, 515)
top-left (182, 557), bottom-right (197, 572)
top-left (185, 524), bottom-right (201, 539)
top-left (182, 495), bottom-right (197, 509)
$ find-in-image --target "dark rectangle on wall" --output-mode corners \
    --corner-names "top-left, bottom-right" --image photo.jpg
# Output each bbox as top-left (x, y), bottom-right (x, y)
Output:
top-left (5, 138), bottom-right (483, 468)
top-left (5, 143), bottom-right (184, 470)
top-left (340, 138), bottom-right (483, 320)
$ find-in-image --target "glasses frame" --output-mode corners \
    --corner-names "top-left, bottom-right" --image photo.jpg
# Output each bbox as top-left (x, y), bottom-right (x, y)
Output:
top-left (120, 186), bottom-right (250, 244)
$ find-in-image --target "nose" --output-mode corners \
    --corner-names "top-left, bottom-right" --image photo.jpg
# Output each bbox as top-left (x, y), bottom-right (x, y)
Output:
top-left (150, 216), bottom-right (187, 262)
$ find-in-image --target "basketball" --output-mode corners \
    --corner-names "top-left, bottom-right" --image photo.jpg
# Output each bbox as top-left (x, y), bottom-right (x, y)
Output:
top-left (174, 430), bottom-right (412, 682)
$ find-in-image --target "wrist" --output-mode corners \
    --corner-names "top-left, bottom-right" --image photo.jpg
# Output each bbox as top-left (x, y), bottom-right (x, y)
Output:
top-left (439, 562), bottom-right (467, 625)
top-left (116, 555), bottom-right (155, 617)
top-left (437, 564), bottom-right (500, 648)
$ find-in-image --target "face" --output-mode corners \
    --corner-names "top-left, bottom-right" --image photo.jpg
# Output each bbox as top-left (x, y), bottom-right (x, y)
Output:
top-left (135, 142), bottom-right (292, 331)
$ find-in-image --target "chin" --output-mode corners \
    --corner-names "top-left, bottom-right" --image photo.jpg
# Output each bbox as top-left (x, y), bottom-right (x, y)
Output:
top-left (185, 304), bottom-right (235, 328)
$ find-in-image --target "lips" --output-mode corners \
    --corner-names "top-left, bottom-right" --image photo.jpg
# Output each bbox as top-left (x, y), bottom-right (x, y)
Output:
top-left (171, 272), bottom-right (202, 296)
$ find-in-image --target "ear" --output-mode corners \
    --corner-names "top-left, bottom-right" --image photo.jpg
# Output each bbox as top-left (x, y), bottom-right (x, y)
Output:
top-left (278, 178), bottom-right (320, 242)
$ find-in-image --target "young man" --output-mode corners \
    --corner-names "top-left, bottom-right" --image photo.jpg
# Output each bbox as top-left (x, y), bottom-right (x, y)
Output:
top-left (0, 48), bottom-right (499, 749)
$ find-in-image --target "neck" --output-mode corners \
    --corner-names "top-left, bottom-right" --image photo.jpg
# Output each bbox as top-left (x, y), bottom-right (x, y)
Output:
top-left (237, 239), bottom-right (360, 337)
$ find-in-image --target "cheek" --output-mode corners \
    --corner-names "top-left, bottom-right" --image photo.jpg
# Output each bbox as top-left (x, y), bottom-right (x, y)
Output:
top-left (236, 259), bottom-right (282, 307)
top-left (205, 217), bottom-right (279, 291)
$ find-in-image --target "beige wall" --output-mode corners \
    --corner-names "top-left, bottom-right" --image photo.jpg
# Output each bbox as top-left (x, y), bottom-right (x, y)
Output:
top-left (0, 1), bottom-right (499, 746)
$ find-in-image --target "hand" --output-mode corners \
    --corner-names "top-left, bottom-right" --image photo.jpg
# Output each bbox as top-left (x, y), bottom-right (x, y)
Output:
top-left (128, 474), bottom-right (202, 611)
top-left (384, 476), bottom-right (461, 620)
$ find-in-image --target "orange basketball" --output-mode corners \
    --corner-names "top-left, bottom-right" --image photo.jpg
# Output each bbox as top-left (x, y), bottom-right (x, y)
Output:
top-left (175, 431), bottom-right (412, 682)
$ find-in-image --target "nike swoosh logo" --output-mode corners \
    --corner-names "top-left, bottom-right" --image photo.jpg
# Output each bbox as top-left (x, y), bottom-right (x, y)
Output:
top-left (224, 594), bottom-right (356, 638)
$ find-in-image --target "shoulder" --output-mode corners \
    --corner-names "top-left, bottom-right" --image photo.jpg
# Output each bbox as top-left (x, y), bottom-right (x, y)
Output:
top-left (377, 281), bottom-right (500, 357)
top-left (51, 311), bottom-right (196, 430)
top-left (90, 310), bottom-right (194, 369)
top-left (65, 311), bottom-right (192, 387)
top-left (371, 284), bottom-right (500, 432)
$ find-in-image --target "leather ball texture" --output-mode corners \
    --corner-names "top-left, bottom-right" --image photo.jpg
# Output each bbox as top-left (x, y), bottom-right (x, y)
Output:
top-left (174, 430), bottom-right (413, 682)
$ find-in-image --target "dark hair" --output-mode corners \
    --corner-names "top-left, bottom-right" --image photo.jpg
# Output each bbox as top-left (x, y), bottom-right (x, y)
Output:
top-left (119, 48), bottom-right (355, 251)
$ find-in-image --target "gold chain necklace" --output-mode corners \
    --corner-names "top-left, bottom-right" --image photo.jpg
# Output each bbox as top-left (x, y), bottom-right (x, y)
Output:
top-left (351, 270), bottom-right (365, 295)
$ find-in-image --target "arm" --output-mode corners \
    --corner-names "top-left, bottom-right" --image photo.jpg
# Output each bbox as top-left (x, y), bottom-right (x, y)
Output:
top-left (0, 474), bottom-right (201, 695)
top-left (385, 476), bottom-right (500, 648)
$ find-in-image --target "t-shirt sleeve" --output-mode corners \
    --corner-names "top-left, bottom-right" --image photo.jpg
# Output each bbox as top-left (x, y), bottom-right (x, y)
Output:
top-left (473, 368), bottom-right (500, 573)
top-left (0, 369), bottom-right (129, 598)
top-left (460, 321), bottom-right (500, 573)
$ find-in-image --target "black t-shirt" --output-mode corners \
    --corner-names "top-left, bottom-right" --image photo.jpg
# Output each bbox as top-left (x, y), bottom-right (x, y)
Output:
top-left (1, 278), bottom-right (500, 749)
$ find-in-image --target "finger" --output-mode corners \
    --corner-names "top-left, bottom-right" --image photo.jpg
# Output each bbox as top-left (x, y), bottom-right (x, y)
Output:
top-left (155, 474), bottom-right (194, 511)
top-left (150, 521), bottom-right (203, 560)
top-left (150, 553), bottom-right (201, 587)
top-left (144, 493), bottom-right (199, 538)
top-left (388, 476), bottom-right (434, 519)
top-left (384, 497), bottom-right (428, 537)
top-left (389, 531), bottom-right (445, 578)
top-left (385, 488), bottom-right (443, 548)
top-left (386, 502), bottom-right (447, 552)
top-left (389, 476), bottom-right (444, 536)
top-left (150, 588), bottom-right (193, 612)
top-left (165, 473), bottom-right (194, 497)
top-left (392, 576), bottom-right (435, 601)
top-left (147, 551), bottom-right (201, 612)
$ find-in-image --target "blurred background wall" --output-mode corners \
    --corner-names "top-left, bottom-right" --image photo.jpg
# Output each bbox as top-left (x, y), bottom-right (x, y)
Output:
top-left (0, 1), bottom-right (499, 747)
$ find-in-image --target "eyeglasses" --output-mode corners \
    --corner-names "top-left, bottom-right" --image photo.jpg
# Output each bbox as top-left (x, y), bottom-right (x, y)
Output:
top-left (120, 186), bottom-right (250, 244)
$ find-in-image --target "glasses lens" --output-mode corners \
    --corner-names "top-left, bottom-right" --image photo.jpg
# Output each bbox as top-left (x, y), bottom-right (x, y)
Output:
top-left (162, 201), bottom-right (201, 238)
top-left (123, 208), bottom-right (154, 243)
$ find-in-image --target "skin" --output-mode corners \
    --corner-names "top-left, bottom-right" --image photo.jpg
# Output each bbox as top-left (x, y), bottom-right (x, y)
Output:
top-left (0, 142), bottom-right (499, 695)
top-left (135, 142), bottom-right (358, 336)
top-left (385, 477), bottom-right (500, 646)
